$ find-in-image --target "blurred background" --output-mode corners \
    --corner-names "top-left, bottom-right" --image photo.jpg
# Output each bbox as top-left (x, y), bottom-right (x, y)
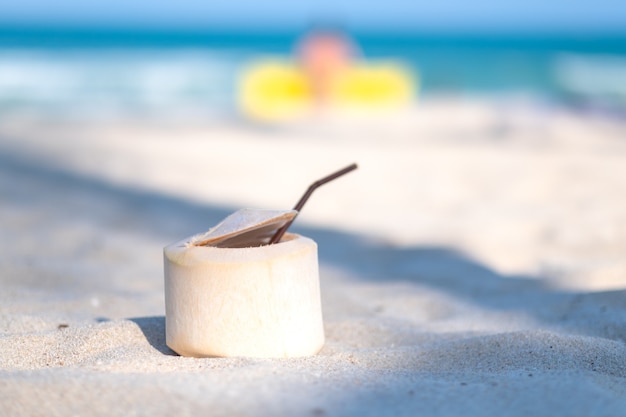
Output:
top-left (1, 0), bottom-right (625, 121)
top-left (1, 0), bottom-right (626, 306)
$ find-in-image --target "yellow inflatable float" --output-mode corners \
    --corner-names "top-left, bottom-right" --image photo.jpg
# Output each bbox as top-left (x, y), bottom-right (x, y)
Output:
top-left (238, 59), bottom-right (417, 121)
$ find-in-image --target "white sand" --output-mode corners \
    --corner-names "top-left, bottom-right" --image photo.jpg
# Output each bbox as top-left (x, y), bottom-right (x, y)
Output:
top-left (1, 98), bottom-right (626, 416)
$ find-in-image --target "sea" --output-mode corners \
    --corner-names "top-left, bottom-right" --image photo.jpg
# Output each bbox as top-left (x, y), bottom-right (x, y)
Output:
top-left (1, 26), bottom-right (625, 119)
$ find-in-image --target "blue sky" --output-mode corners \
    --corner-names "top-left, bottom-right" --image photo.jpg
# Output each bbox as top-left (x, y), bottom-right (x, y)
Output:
top-left (1, 0), bottom-right (625, 34)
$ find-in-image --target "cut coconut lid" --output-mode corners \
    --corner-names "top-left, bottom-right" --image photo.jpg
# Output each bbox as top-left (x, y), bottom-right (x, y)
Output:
top-left (188, 164), bottom-right (358, 249)
top-left (190, 208), bottom-right (297, 248)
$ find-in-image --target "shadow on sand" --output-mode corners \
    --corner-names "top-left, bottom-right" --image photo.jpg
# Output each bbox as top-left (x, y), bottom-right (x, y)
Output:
top-left (1, 144), bottom-right (624, 356)
top-left (129, 316), bottom-right (177, 356)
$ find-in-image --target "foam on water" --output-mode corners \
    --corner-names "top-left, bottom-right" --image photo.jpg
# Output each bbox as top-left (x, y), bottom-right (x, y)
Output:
top-left (0, 48), bottom-right (244, 118)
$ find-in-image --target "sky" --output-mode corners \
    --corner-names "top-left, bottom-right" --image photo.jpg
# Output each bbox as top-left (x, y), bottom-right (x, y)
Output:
top-left (1, 0), bottom-right (626, 34)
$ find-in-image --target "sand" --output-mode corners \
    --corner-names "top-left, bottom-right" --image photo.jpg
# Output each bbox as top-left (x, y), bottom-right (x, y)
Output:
top-left (1, 98), bottom-right (626, 416)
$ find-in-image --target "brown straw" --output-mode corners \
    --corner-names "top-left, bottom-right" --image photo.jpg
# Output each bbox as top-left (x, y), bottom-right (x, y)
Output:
top-left (269, 163), bottom-right (358, 244)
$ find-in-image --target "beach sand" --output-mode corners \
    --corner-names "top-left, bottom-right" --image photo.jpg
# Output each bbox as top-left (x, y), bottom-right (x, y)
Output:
top-left (1, 98), bottom-right (626, 416)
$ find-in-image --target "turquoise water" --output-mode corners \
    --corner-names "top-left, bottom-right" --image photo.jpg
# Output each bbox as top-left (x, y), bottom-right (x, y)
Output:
top-left (1, 26), bottom-right (625, 116)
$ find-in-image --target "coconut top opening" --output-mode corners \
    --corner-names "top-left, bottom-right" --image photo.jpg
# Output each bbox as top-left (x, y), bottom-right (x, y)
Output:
top-left (189, 209), bottom-right (297, 249)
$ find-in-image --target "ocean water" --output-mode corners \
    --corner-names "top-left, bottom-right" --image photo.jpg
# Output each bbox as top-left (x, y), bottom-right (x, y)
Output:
top-left (1, 27), bottom-right (625, 118)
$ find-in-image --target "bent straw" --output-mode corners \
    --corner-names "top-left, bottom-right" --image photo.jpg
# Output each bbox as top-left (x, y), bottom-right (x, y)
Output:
top-left (269, 163), bottom-right (358, 244)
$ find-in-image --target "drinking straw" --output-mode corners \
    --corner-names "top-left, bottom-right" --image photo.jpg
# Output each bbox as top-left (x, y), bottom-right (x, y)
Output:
top-left (269, 163), bottom-right (358, 244)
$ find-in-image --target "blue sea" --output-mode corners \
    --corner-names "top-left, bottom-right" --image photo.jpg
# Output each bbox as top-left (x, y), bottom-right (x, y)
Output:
top-left (1, 26), bottom-right (625, 118)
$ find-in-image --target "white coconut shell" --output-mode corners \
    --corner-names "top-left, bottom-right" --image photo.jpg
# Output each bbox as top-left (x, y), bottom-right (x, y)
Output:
top-left (164, 233), bottom-right (324, 358)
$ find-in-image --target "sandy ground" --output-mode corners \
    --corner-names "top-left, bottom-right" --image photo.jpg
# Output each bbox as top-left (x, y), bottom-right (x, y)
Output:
top-left (1, 98), bottom-right (626, 416)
